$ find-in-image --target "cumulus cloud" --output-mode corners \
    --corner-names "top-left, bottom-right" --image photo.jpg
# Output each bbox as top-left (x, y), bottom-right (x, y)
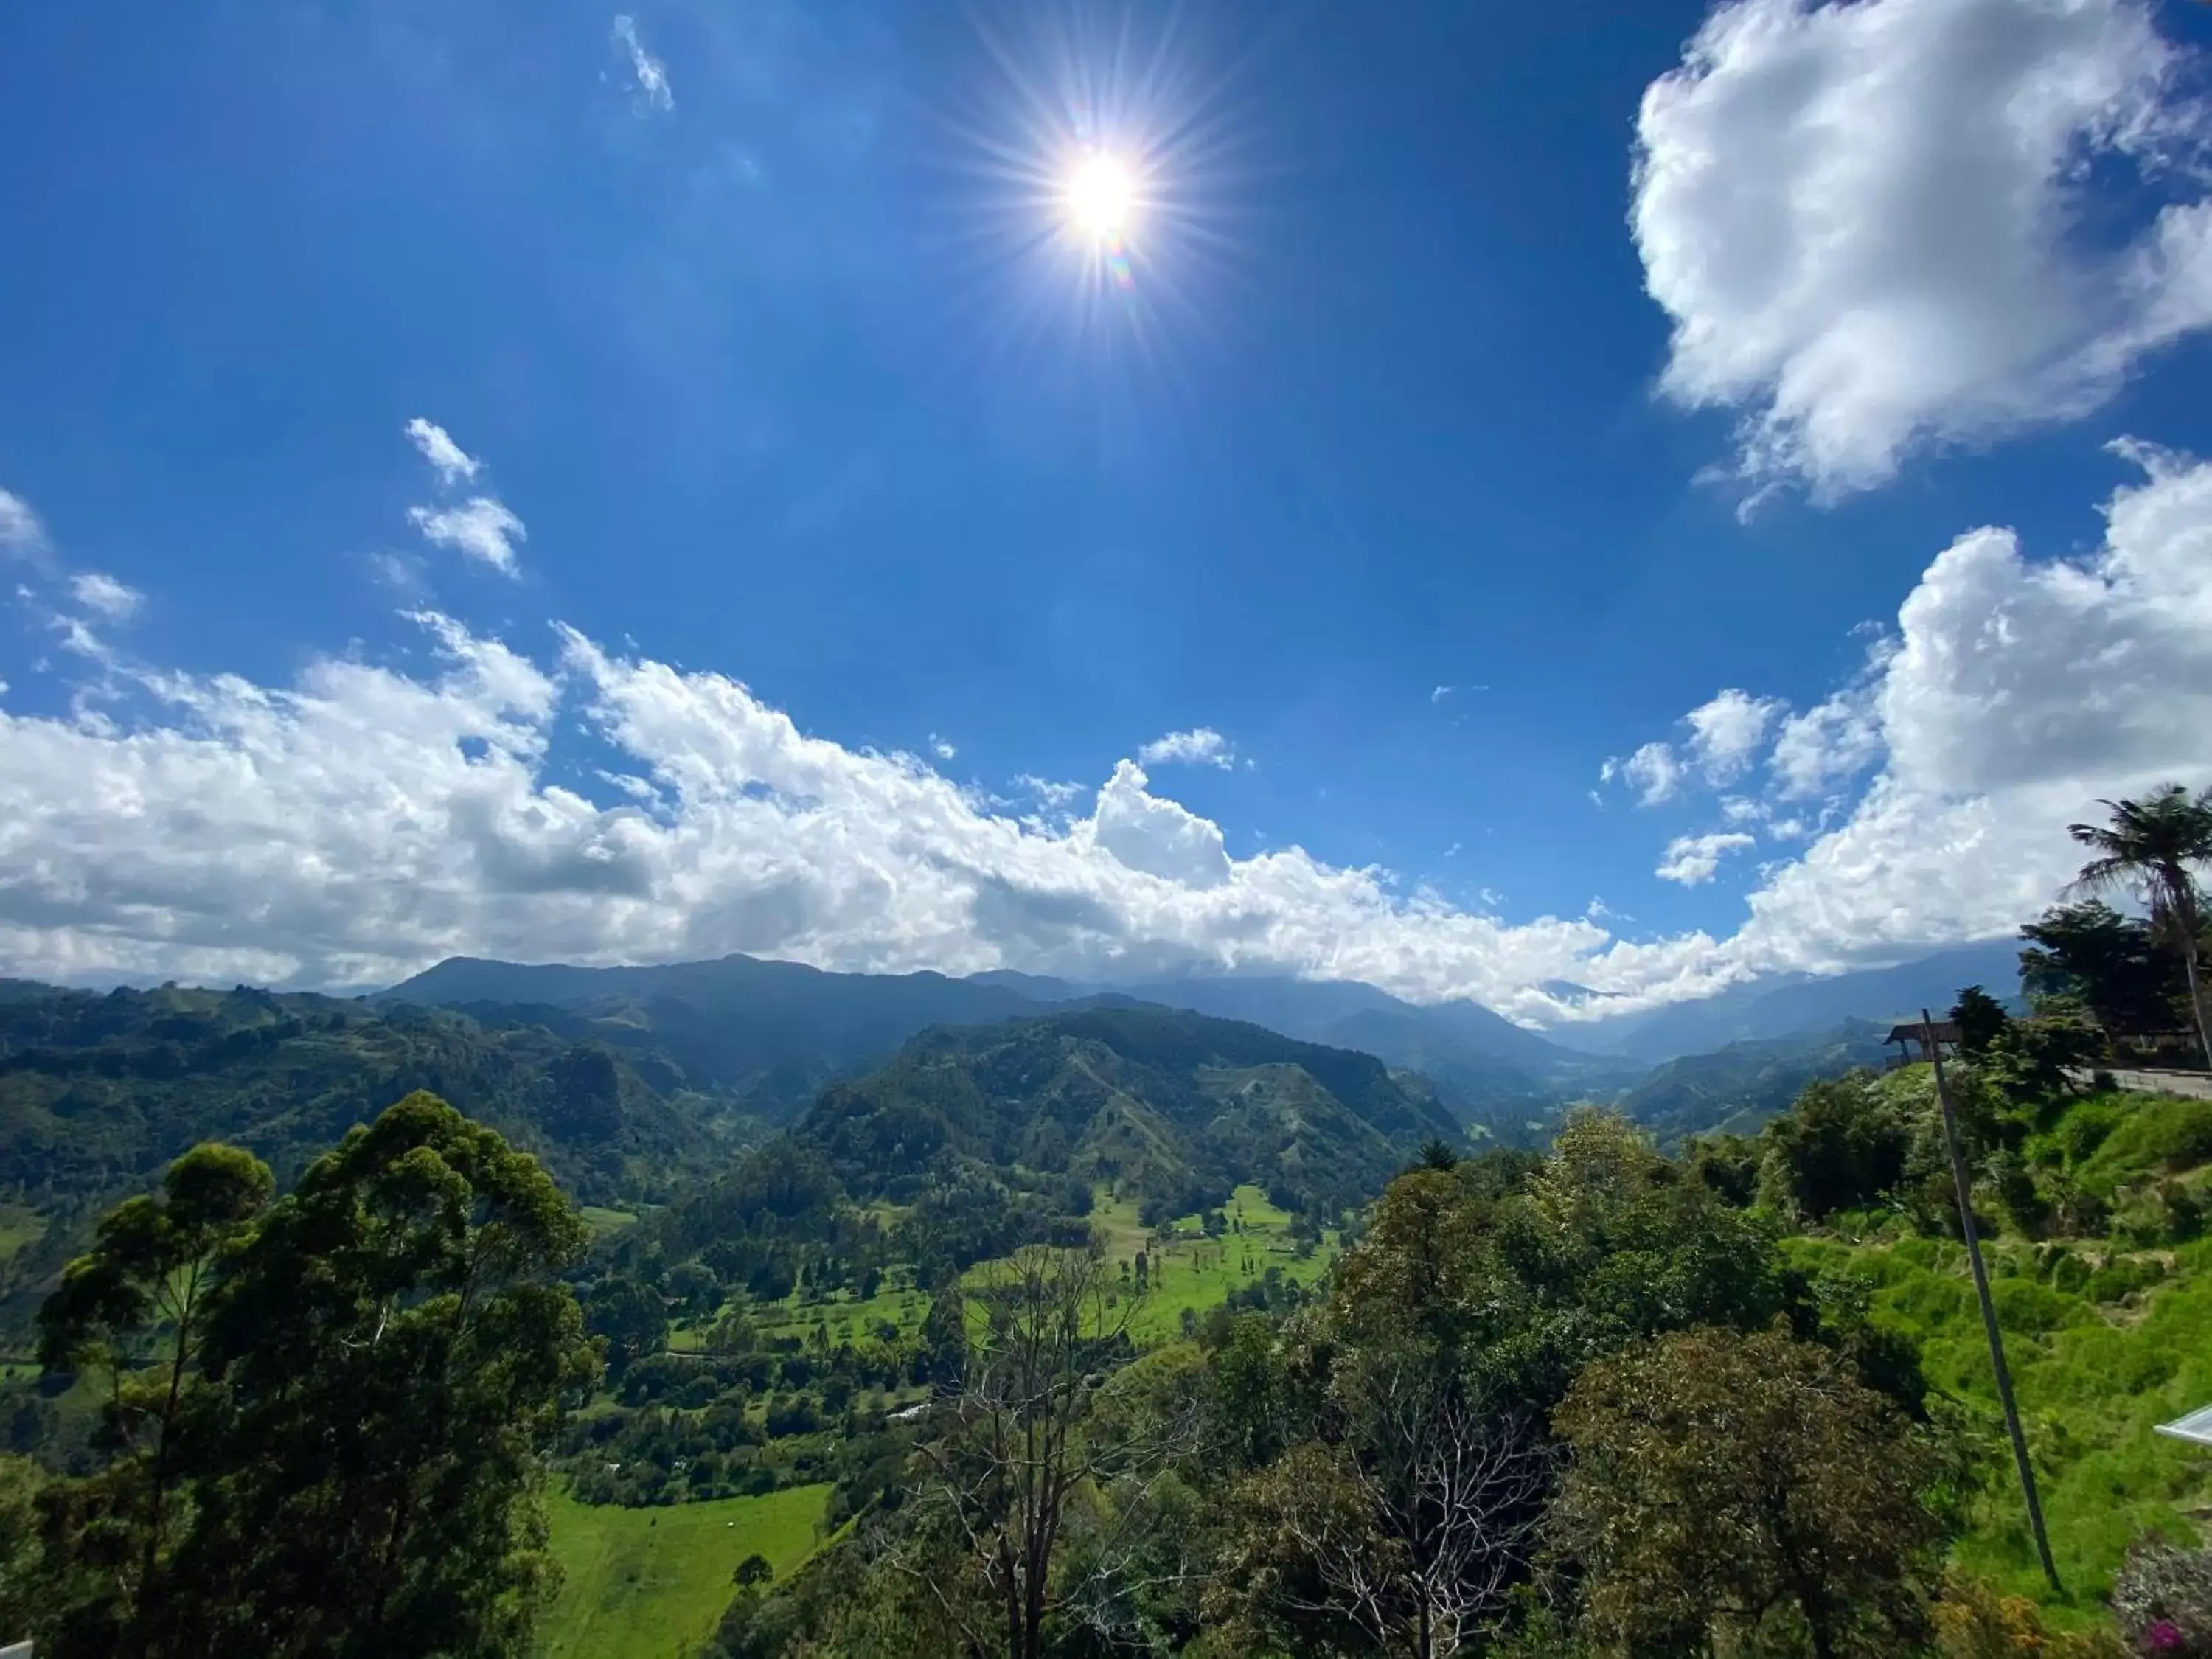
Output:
top-left (0, 611), bottom-right (1757, 1020)
top-left (409, 499), bottom-right (526, 576)
top-left (1770, 684), bottom-right (1885, 799)
top-left (5, 451), bottom-right (2205, 1023)
top-left (69, 571), bottom-right (144, 620)
top-left (928, 734), bottom-right (957, 762)
top-left (611, 15), bottom-right (673, 113)
top-left (1730, 442), bottom-right (2212, 967)
top-left (1656, 831), bottom-right (1757, 886)
top-left (0, 490), bottom-right (46, 554)
top-left (1600, 741), bottom-right (1686, 807)
top-left (1634, 0), bottom-right (2212, 500)
top-left (1137, 727), bottom-right (1234, 768)
top-left (404, 418), bottom-right (481, 486)
top-left (1686, 688), bottom-right (1782, 782)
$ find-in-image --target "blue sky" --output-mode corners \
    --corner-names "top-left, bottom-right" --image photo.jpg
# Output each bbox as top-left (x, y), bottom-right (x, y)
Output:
top-left (4, 0), bottom-right (2212, 1020)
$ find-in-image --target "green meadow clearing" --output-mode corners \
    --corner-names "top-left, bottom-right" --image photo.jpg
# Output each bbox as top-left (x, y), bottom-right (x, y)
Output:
top-left (540, 1484), bottom-right (831, 1659)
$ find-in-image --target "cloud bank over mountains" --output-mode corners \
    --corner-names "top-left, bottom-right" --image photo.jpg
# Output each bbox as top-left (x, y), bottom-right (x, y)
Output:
top-left (2, 451), bottom-right (2208, 1022)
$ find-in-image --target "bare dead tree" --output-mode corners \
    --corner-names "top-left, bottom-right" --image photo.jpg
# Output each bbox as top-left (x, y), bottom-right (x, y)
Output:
top-left (1256, 1368), bottom-right (1553, 1659)
top-left (900, 1244), bottom-right (1150, 1659)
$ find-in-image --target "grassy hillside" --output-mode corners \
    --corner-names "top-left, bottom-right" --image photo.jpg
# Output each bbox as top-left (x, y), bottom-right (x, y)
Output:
top-left (540, 1484), bottom-right (832, 1659)
top-left (1786, 1226), bottom-right (2212, 1610)
top-left (1761, 1082), bottom-right (2212, 1613)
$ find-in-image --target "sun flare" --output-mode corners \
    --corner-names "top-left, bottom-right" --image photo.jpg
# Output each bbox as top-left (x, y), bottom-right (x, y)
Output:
top-left (1065, 153), bottom-right (1135, 241)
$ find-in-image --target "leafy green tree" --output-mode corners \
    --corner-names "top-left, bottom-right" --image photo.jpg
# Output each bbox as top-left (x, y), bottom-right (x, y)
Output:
top-left (0, 1451), bottom-right (49, 1646)
top-left (919, 1269), bottom-right (968, 1389)
top-left (1208, 1313), bottom-right (1287, 1471)
top-left (1950, 987), bottom-right (2013, 1057)
top-left (1550, 1325), bottom-right (1941, 1659)
top-left (2069, 785), bottom-right (2212, 1068)
top-left (35, 1142), bottom-right (272, 1653)
top-left (584, 1276), bottom-right (670, 1381)
top-left (166, 1093), bottom-right (597, 1658)
top-left (2020, 900), bottom-right (2181, 1037)
top-left (733, 1552), bottom-right (773, 1588)
top-left (1761, 1074), bottom-right (1914, 1222)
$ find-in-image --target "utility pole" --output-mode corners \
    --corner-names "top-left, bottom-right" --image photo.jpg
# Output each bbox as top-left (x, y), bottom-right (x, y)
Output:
top-left (1923, 1009), bottom-right (2062, 1596)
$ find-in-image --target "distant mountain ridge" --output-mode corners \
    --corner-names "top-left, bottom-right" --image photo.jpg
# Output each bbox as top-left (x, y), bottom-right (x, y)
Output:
top-left (1619, 1018), bottom-right (1896, 1143)
top-left (386, 954), bottom-right (1643, 1138)
top-left (1567, 942), bottom-right (2025, 1062)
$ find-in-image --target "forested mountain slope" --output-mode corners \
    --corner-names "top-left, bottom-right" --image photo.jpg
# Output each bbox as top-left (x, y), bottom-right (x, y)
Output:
top-left (0, 981), bottom-right (745, 1317)
top-left (1621, 1018), bottom-right (1896, 1141)
top-left (796, 1004), bottom-right (1462, 1218)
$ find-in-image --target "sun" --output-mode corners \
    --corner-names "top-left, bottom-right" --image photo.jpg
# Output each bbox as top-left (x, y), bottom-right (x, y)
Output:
top-left (1065, 153), bottom-right (1135, 242)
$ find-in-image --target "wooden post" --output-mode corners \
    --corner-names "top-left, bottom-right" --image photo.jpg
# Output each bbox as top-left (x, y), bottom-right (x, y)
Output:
top-left (1923, 1009), bottom-right (2063, 1596)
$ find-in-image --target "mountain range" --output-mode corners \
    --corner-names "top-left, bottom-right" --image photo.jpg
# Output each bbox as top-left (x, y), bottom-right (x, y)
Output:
top-left (384, 942), bottom-right (2027, 1135)
top-left (385, 954), bottom-right (1636, 1138)
top-left (1565, 941), bottom-right (2025, 1061)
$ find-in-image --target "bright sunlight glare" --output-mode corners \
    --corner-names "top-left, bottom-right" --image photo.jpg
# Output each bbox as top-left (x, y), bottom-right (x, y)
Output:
top-left (1065, 153), bottom-right (1135, 241)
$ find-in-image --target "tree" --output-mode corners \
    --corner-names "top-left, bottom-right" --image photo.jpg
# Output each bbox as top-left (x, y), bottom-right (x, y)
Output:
top-left (734, 1553), bottom-right (774, 1588)
top-left (2069, 785), bottom-right (2212, 1068)
top-left (35, 1142), bottom-right (273, 1654)
top-left (162, 1093), bottom-right (597, 1658)
top-left (902, 1245), bottom-right (1144, 1659)
top-left (1950, 987), bottom-right (2013, 1057)
top-left (1550, 1325), bottom-right (1941, 1659)
top-left (2020, 900), bottom-right (2180, 1037)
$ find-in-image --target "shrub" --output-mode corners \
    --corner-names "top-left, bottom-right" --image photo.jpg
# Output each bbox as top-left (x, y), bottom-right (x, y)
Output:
top-left (2111, 1541), bottom-right (2212, 1657)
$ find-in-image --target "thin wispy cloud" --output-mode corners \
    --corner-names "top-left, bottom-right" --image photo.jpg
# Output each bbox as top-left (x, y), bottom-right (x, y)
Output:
top-left (404, 418), bottom-right (481, 487)
top-left (611, 15), bottom-right (673, 114)
top-left (408, 500), bottom-right (526, 576)
top-left (0, 489), bottom-right (46, 555)
top-left (70, 571), bottom-right (143, 620)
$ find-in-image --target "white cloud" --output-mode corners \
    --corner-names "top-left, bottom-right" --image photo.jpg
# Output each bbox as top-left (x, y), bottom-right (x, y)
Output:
top-left (1600, 740), bottom-right (1686, 806)
top-left (611, 15), bottom-right (673, 113)
top-left (1656, 830), bottom-right (1757, 886)
top-left (0, 611), bottom-right (1756, 1021)
top-left (1634, 0), bottom-right (2212, 500)
top-left (409, 499), bottom-right (526, 576)
top-left (1431, 685), bottom-right (1455, 704)
top-left (1137, 727), bottom-right (1234, 769)
top-left (404, 418), bottom-right (481, 487)
top-left (69, 571), bottom-right (143, 621)
top-left (929, 734), bottom-right (957, 762)
top-left (1731, 442), bottom-right (2212, 967)
top-left (1685, 688), bottom-right (1782, 782)
top-left (0, 490), bottom-right (46, 554)
top-left (6, 451), bottom-right (2205, 1025)
top-left (1770, 684), bottom-right (1884, 799)
top-left (1013, 774), bottom-right (1084, 812)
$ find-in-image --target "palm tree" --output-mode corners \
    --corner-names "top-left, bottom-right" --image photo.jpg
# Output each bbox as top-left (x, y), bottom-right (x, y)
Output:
top-left (2068, 783), bottom-right (2212, 1070)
